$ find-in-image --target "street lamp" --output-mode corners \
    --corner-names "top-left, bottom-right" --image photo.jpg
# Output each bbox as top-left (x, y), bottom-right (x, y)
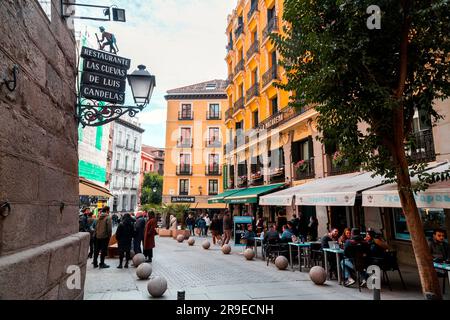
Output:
top-left (127, 65), bottom-right (156, 107)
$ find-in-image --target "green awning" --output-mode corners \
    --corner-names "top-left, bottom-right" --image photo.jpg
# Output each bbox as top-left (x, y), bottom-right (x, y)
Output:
top-left (208, 189), bottom-right (242, 203)
top-left (223, 183), bottom-right (286, 204)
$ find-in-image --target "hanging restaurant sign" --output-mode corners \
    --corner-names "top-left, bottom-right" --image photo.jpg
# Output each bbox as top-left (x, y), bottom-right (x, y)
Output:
top-left (80, 46), bottom-right (131, 105)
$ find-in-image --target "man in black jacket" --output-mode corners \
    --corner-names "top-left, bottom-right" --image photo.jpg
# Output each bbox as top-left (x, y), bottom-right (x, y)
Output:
top-left (342, 228), bottom-right (370, 287)
top-left (133, 212), bottom-right (146, 254)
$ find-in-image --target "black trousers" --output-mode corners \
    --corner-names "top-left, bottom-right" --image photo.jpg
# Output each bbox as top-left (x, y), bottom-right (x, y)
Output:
top-left (88, 236), bottom-right (95, 257)
top-left (119, 248), bottom-right (131, 266)
top-left (143, 248), bottom-right (153, 260)
top-left (94, 237), bottom-right (109, 265)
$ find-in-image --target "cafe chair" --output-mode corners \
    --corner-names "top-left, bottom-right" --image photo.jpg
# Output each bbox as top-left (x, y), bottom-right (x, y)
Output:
top-left (369, 251), bottom-right (406, 291)
top-left (310, 242), bottom-right (324, 267)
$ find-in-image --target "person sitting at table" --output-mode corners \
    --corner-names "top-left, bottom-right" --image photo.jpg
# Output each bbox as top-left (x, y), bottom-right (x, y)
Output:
top-left (365, 230), bottom-right (389, 259)
top-left (338, 228), bottom-right (351, 248)
top-left (280, 224), bottom-right (294, 243)
top-left (264, 224), bottom-right (280, 244)
top-left (242, 224), bottom-right (256, 249)
top-left (428, 228), bottom-right (450, 261)
top-left (320, 228), bottom-right (339, 249)
top-left (342, 228), bottom-right (370, 287)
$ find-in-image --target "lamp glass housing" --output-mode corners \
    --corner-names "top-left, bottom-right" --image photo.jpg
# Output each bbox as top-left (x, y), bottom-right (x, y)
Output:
top-left (127, 65), bottom-right (156, 106)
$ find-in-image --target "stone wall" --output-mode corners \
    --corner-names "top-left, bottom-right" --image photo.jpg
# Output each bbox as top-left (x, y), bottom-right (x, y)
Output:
top-left (0, 0), bottom-right (89, 299)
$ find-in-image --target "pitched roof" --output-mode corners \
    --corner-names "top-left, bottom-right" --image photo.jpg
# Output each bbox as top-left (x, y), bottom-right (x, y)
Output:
top-left (166, 79), bottom-right (228, 95)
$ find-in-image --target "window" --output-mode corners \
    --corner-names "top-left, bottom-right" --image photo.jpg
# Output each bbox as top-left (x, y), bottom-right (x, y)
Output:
top-left (393, 208), bottom-right (447, 241)
top-left (180, 154), bottom-right (191, 166)
top-left (253, 110), bottom-right (259, 128)
top-left (115, 154), bottom-right (121, 169)
top-left (126, 134), bottom-right (130, 148)
top-left (209, 154), bottom-right (219, 171)
top-left (37, 0), bottom-right (52, 21)
top-left (209, 180), bottom-right (219, 195)
top-left (134, 137), bottom-right (137, 150)
top-left (208, 127), bottom-right (220, 144)
top-left (144, 163), bottom-right (148, 171)
top-left (271, 96), bottom-right (278, 115)
top-left (206, 83), bottom-right (217, 90)
top-left (125, 156), bottom-right (129, 170)
top-left (122, 195), bottom-right (128, 211)
top-left (159, 164), bottom-right (163, 174)
top-left (181, 104), bottom-right (192, 118)
top-left (179, 179), bottom-right (189, 195)
top-left (209, 104), bottom-right (220, 118)
top-left (150, 164), bottom-right (153, 171)
top-left (267, 6), bottom-right (275, 22)
top-left (130, 195), bottom-right (136, 210)
top-left (252, 68), bottom-right (259, 85)
top-left (113, 196), bottom-right (118, 212)
top-left (118, 131), bottom-right (123, 145)
top-left (132, 178), bottom-right (135, 189)
top-left (123, 177), bottom-right (127, 188)
top-left (252, 30), bottom-right (258, 42)
top-left (132, 158), bottom-right (136, 172)
top-left (180, 127), bottom-right (192, 145)
top-left (240, 83), bottom-right (244, 98)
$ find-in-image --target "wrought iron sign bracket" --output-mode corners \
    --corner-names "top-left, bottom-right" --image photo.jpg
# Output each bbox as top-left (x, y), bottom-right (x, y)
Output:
top-left (60, 1), bottom-right (126, 22)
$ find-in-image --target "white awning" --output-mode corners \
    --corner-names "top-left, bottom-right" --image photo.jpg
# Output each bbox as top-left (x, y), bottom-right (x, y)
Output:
top-left (362, 162), bottom-right (450, 209)
top-left (260, 171), bottom-right (386, 206)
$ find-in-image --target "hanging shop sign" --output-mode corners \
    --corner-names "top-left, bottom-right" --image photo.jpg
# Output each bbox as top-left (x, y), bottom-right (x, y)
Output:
top-left (233, 216), bottom-right (253, 246)
top-left (80, 46), bottom-right (131, 105)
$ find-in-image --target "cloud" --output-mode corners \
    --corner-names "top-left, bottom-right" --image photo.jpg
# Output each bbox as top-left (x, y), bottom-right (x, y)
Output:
top-left (138, 108), bottom-right (167, 125)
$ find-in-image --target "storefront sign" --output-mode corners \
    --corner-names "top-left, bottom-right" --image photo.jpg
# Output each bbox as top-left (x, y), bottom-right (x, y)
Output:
top-left (82, 71), bottom-right (126, 92)
top-left (171, 196), bottom-right (196, 203)
top-left (295, 193), bottom-right (355, 206)
top-left (363, 192), bottom-right (450, 209)
top-left (80, 46), bottom-right (131, 105)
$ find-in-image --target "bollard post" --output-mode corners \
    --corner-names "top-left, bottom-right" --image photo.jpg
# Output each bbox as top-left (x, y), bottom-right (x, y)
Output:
top-left (177, 290), bottom-right (185, 300)
top-left (367, 265), bottom-right (381, 300)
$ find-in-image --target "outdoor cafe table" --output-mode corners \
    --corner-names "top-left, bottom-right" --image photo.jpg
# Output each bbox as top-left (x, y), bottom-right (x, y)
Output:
top-left (253, 236), bottom-right (265, 259)
top-left (288, 242), bottom-right (311, 272)
top-left (323, 247), bottom-right (345, 285)
top-left (434, 262), bottom-right (450, 286)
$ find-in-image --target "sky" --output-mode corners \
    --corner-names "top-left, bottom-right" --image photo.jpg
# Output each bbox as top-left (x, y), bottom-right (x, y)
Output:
top-left (75, 0), bottom-right (237, 148)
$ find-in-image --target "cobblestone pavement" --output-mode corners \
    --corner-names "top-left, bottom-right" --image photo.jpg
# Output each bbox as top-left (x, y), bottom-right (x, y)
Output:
top-left (84, 235), bottom-right (429, 300)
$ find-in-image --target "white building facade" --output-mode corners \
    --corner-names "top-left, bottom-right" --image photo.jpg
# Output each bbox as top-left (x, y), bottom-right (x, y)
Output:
top-left (109, 117), bottom-right (144, 213)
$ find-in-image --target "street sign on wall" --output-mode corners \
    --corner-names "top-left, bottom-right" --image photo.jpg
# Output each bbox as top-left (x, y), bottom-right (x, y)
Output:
top-left (171, 196), bottom-right (195, 203)
top-left (80, 46), bottom-right (131, 105)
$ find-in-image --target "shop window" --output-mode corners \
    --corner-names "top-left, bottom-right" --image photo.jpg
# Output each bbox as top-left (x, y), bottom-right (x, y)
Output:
top-left (392, 208), bottom-right (447, 241)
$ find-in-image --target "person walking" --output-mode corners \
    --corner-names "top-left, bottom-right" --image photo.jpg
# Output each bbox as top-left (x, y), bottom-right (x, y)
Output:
top-left (87, 210), bottom-right (96, 259)
top-left (222, 212), bottom-right (233, 245)
top-left (209, 214), bottom-right (221, 245)
top-left (196, 215), bottom-right (206, 237)
top-left (93, 206), bottom-right (112, 269)
top-left (133, 211), bottom-right (146, 254)
top-left (185, 213), bottom-right (195, 236)
top-left (204, 213), bottom-right (211, 237)
top-left (116, 213), bottom-right (134, 268)
top-left (143, 211), bottom-right (157, 263)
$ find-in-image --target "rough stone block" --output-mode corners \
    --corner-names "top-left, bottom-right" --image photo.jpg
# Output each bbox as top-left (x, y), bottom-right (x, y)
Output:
top-left (0, 246), bottom-right (51, 299)
top-left (46, 235), bottom-right (80, 287)
top-left (1, 204), bottom-right (48, 254)
top-left (38, 166), bottom-right (64, 202)
top-left (46, 205), bottom-right (78, 242)
top-left (39, 285), bottom-right (60, 300)
top-left (0, 155), bottom-right (39, 203)
top-left (58, 263), bottom-right (86, 300)
top-left (75, 232), bottom-right (91, 265)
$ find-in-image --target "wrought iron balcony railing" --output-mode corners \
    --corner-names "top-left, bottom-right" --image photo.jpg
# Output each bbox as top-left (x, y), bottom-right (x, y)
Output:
top-left (246, 83), bottom-right (260, 103)
top-left (246, 40), bottom-right (260, 60)
top-left (257, 106), bottom-right (306, 131)
top-left (177, 138), bottom-right (193, 148)
top-left (248, 2), bottom-right (258, 20)
top-left (205, 165), bottom-right (221, 176)
top-left (206, 111), bottom-right (221, 120)
top-left (205, 139), bottom-right (222, 148)
top-left (235, 24), bottom-right (244, 39)
top-left (293, 158), bottom-right (315, 180)
top-left (234, 59), bottom-right (244, 75)
top-left (263, 16), bottom-right (279, 40)
top-left (176, 165), bottom-right (193, 176)
top-left (408, 129), bottom-right (436, 163)
top-left (262, 65), bottom-right (278, 88)
top-left (178, 111), bottom-right (194, 120)
top-left (234, 97), bottom-right (245, 112)
top-left (225, 108), bottom-right (234, 121)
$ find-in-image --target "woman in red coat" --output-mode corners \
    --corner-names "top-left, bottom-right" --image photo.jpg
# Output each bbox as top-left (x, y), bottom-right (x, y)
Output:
top-left (143, 211), bottom-right (157, 262)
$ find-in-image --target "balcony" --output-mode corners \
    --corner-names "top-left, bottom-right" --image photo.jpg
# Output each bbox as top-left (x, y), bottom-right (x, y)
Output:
top-left (206, 111), bottom-right (221, 120)
top-left (177, 138), bottom-right (193, 148)
top-left (246, 40), bottom-right (259, 61)
top-left (116, 141), bottom-right (124, 148)
top-left (226, 43), bottom-right (233, 52)
top-left (293, 158), bottom-right (315, 180)
top-left (269, 167), bottom-right (285, 183)
top-left (234, 59), bottom-right (244, 76)
top-left (329, 158), bottom-right (358, 176)
top-left (206, 165), bottom-right (221, 176)
top-left (257, 106), bottom-right (304, 131)
top-left (176, 165), bottom-right (192, 176)
top-left (246, 83), bottom-right (259, 104)
top-left (178, 111), bottom-right (193, 120)
top-left (247, 2), bottom-right (258, 21)
top-left (227, 73), bottom-right (234, 84)
top-left (237, 175), bottom-right (248, 188)
top-left (123, 166), bottom-right (131, 173)
top-left (131, 184), bottom-right (137, 190)
top-left (205, 139), bottom-right (222, 148)
top-left (125, 143), bottom-right (133, 151)
top-left (224, 142), bottom-right (233, 154)
top-left (249, 171), bottom-right (264, 186)
top-left (408, 129), bottom-right (436, 163)
top-left (263, 16), bottom-right (279, 41)
top-left (235, 24), bottom-right (244, 40)
top-left (225, 108), bottom-right (234, 122)
top-left (262, 65), bottom-right (278, 88)
top-left (233, 134), bottom-right (249, 149)
top-left (133, 145), bottom-right (140, 153)
top-left (233, 97), bottom-right (245, 113)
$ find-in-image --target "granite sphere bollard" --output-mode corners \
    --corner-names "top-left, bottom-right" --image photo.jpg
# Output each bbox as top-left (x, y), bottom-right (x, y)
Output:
top-left (136, 263), bottom-right (152, 280)
top-left (177, 234), bottom-right (185, 243)
top-left (221, 244), bottom-right (231, 254)
top-left (187, 237), bottom-right (195, 246)
top-left (244, 248), bottom-right (255, 260)
top-left (132, 253), bottom-right (146, 268)
top-left (275, 256), bottom-right (289, 270)
top-left (202, 240), bottom-right (211, 249)
top-left (309, 266), bottom-right (327, 285)
top-left (147, 276), bottom-right (168, 298)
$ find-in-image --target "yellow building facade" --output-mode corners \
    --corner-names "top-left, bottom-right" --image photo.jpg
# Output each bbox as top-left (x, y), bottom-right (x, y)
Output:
top-left (162, 80), bottom-right (228, 211)
top-left (224, 0), bottom-right (332, 221)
